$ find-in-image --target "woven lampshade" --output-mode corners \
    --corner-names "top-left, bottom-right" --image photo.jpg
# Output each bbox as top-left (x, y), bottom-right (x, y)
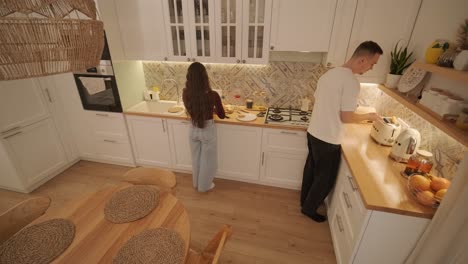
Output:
top-left (0, 0), bottom-right (104, 81)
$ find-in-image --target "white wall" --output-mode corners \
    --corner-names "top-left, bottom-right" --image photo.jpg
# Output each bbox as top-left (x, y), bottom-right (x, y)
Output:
top-left (409, 0), bottom-right (467, 61)
top-left (113, 61), bottom-right (147, 110)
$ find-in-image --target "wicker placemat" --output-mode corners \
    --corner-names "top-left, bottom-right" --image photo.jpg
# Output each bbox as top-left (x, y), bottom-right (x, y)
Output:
top-left (0, 218), bottom-right (75, 264)
top-left (113, 228), bottom-right (185, 264)
top-left (104, 185), bottom-right (160, 223)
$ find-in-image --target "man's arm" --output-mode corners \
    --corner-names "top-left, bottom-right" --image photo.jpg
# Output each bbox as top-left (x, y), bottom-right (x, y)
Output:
top-left (340, 111), bottom-right (380, 123)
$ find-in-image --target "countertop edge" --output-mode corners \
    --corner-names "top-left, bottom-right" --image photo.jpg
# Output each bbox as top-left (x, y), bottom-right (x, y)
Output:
top-left (124, 111), bottom-right (308, 131)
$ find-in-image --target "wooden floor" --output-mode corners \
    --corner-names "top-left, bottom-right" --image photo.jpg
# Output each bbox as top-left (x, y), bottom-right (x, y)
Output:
top-left (0, 161), bottom-right (336, 264)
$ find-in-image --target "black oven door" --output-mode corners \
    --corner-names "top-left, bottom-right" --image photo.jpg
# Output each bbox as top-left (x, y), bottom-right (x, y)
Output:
top-left (73, 74), bottom-right (122, 113)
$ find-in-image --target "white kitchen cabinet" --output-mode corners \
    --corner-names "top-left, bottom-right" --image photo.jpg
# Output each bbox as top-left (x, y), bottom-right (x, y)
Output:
top-left (0, 76), bottom-right (78, 193)
top-left (126, 115), bottom-right (172, 168)
top-left (113, 0), bottom-right (167, 61)
top-left (216, 124), bottom-right (262, 181)
top-left (215, 0), bottom-right (272, 64)
top-left (325, 0), bottom-right (421, 82)
top-left (52, 73), bottom-right (135, 166)
top-left (167, 119), bottom-right (192, 171)
top-left (328, 159), bottom-right (430, 264)
top-left (0, 78), bottom-right (50, 134)
top-left (270, 0), bottom-right (337, 52)
top-left (162, 0), bottom-right (217, 62)
top-left (260, 128), bottom-right (308, 189)
top-left (1, 118), bottom-right (67, 192)
top-left (74, 111), bottom-right (135, 166)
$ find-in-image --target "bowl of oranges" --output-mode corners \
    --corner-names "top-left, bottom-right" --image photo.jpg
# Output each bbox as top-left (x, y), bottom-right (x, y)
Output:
top-left (407, 174), bottom-right (451, 208)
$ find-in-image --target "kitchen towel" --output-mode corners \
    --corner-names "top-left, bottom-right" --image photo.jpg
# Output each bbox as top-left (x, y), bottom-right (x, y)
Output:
top-left (79, 77), bottom-right (107, 95)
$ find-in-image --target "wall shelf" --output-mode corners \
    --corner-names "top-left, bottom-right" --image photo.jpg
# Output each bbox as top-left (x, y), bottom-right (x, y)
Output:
top-left (412, 61), bottom-right (468, 84)
top-left (378, 85), bottom-right (468, 147)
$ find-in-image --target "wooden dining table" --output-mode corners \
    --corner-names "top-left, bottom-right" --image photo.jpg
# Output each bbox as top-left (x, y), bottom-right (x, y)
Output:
top-left (29, 183), bottom-right (191, 263)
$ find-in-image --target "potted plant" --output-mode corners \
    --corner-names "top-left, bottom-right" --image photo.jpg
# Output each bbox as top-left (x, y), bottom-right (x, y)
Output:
top-left (385, 41), bottom-right (414, 88)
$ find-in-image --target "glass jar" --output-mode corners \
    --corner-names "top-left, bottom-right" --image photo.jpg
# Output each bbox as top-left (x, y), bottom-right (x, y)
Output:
top-left (404, 149), bottom-right (434, 176)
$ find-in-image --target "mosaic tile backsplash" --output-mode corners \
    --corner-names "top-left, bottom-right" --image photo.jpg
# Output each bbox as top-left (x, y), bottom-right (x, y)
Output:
top-left (143, 61), bottom-right (464, 179)
top-left (360, 84), bottom-right (465, 179)
top-left (142, 61), bottom-right (327, 109)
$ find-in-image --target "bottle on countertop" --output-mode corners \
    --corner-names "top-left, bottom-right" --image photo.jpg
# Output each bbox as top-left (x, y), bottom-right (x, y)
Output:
top-left (403, 149), bottom-right (434, 176)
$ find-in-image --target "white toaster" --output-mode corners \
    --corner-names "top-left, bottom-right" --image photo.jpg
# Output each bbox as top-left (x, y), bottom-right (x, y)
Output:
top-left (370, 117), bottom-right (402, 146)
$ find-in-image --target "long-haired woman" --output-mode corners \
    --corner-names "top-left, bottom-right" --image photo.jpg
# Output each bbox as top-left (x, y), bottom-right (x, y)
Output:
top-left (183, 62), bottom-right (225, 192)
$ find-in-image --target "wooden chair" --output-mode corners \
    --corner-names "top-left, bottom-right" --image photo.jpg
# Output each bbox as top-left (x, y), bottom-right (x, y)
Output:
top-left (0, 196), bottom-right (51, 244)
top-left (186, 224), bottom-right (233, 264)
top-left (123, 167), bottom-right (177, 194)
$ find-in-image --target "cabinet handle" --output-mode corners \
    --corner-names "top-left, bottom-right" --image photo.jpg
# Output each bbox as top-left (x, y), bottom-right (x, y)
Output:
top-left (347, 175), bottom-right (358, 191)
top-left (280, 131), bottom-right (298, 135)
top-left (3, 131), bottom-right (22, 139)
top-left (326, 62), bottom-right (332, 67)
top-left (162, 119), bottom-right (166, 133)
top-left (164, 57), bottom-right (168, 61)
top-left (45, 88), bottom-right (52, 102)
top-left (261, 152), bottom-right (264, 165)
top-left (96, 113), bottom-right (109, 117)
top-left (187, 58), bottom-right (191, 62)
top-left (104, 139), bottom-right (117, 143)
top-left (192, 58), bottom-right (196, 62)
top-left (337, 214), bottom-right (344, 233)
top-left (242, 59), bottom-right (246, 63)
top-left (342, 192), bottom-right (352, 209)
top-left (270, 45), bottom-right (274, 50)
top-left (2, 126), bottom-right (21, 134)
top-left (237, 59), bottom-right (240, 63)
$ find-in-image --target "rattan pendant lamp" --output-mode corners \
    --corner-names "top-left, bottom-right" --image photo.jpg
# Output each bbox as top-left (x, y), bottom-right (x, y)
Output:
top-left (0, 0), bottom-right (104, 81)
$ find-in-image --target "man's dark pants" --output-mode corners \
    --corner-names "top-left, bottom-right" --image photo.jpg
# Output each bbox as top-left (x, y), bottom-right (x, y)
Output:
top-left (301, 133), bottom-right (342, 215)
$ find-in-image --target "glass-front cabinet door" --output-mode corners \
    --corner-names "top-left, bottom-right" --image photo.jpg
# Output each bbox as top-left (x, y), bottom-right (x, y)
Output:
top-left (242, 0), bottom-right (272, 64)
top-left (187, 0), bottom-right (216, 62)
top-left (162, 0), bottom-right (190, 61)
top-left (215, 0), bottom-right (243, 63)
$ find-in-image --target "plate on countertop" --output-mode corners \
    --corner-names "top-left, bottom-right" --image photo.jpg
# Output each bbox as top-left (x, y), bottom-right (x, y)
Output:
top-left (236, 113), bottom-right (257, 122)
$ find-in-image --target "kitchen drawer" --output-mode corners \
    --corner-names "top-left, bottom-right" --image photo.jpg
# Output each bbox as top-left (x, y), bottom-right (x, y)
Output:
top-left (88, 111), bottom-right (128, 138)
top-left (330, 200), bottom-right (353, 264)
top-left (340, 165), bottom-right (368, 242)
top-left (95, 135), bottom-right (133, 165)
top-left (262, 128), bottom-right (307, 152)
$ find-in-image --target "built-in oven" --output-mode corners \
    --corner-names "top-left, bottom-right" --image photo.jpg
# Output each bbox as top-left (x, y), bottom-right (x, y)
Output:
top-left (73, 33), bottom-right (122, 113)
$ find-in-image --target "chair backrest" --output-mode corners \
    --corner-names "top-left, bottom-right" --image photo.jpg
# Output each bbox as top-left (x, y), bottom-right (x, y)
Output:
top-left (123, 167), bottom-right (177, 191)
top-left (0, 196), bottom-right (51, 244)
top-left (186, 224), bottom-right (233, 264)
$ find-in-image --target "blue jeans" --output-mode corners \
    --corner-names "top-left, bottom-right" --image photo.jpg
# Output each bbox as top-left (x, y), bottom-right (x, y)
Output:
top-left (189, 120), bottom-right (217, 192)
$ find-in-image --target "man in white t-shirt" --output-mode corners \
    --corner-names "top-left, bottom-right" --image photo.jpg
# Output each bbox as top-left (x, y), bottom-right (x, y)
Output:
top-left (301, 41), bottom-right (383, 222)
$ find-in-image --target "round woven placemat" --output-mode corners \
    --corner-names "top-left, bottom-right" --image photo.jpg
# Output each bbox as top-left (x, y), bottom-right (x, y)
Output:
top-left (113, 228), bottom-right (185, 264)
top-left (0, 218), bottom-right (75, 264)
top-left (104, 185), bottom-right (160, 223)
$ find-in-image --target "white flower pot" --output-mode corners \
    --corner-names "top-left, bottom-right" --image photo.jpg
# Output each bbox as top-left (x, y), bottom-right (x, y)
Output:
top-left (385, 74), bottom-right (402, 89)
top-left (453, 50), bottom-right (468, 71)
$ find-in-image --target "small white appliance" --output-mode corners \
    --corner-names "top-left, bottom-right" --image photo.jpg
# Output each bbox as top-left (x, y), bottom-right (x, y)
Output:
top-left (298, 97), bottom-right (311, 112)
top-left (143, 90), bottom-right (160, 101)
top-left (370, 117), bottom-right (402, 146)
top-left (390, 120), bottom-right (421, 162)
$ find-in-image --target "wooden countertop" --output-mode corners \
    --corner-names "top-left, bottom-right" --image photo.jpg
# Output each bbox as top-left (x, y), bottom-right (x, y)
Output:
top-left (124, 109), bottom-right (308, 131)
top-left (125, 105), bottom-right (435, 218)
top-left (342, 124), bottom-right (436, 219)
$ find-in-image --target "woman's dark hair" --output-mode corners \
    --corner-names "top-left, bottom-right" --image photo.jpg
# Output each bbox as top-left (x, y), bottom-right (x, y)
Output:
top-left (183, 62), bottom-right (213, 128)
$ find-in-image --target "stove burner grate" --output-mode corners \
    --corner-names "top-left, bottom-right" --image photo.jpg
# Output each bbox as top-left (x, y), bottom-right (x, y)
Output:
top-left (269, 114), bottom-right (283, 121)
top-left (299, 111), bottom-right (309, 116)
top-left (272, 108), bottom-right (281, 114)
top-left (301, 116), bottom-right (309, 121)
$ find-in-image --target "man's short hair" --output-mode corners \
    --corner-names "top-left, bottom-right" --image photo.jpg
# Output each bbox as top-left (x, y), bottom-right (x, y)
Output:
top-left (351, 41), bottom-right (383, 58)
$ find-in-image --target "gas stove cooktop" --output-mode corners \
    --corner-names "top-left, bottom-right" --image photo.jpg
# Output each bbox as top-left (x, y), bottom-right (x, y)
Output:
top-left (264, 107), bottom-right (312, 127)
